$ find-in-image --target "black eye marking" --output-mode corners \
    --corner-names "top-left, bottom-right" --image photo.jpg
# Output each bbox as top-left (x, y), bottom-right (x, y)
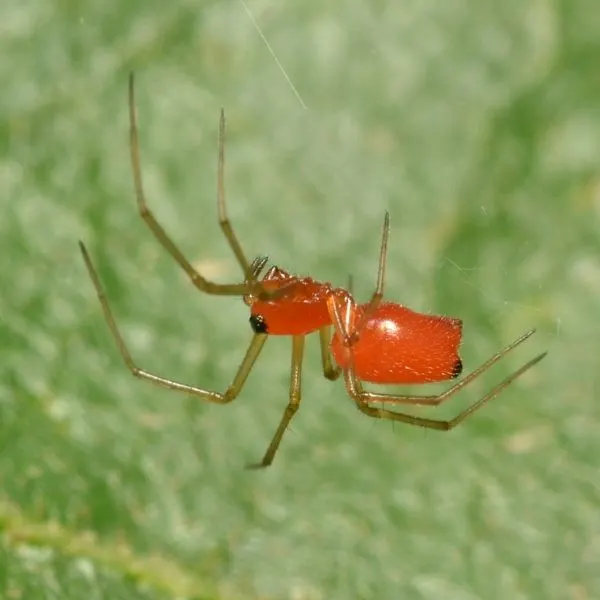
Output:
top-left (249, 314), bottom-right (268, 334)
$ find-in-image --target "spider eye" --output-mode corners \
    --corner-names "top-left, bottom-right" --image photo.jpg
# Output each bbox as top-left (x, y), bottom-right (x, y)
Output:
top-left (249, 314), bottom-right (268, 334)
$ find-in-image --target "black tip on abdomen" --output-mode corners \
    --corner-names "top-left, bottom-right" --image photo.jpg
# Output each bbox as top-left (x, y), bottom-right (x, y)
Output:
top-left (249, 314), bottom-right (268, 334)
top-left (451, 358), bottom-right (463, 379)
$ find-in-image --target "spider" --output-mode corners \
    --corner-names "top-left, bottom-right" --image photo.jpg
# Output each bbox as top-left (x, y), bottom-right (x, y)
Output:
top-left (79, 73), bottom-right (547, 468)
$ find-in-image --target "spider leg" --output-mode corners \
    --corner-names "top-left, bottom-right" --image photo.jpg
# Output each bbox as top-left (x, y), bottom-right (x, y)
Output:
top-left (327, 291), bottom-right (357, 349)
top-left (128, 73), bottom-right (259, 297)
top-left (347, 350), bottom-right (546, 429)
top-left (346, 273), bottom-right (354, 296)
top-left (353, 329), bottom-right (543, 407)
top-left (217, 108), bottom-right (253, 279)
top-left (247, 335), bottom-right (305, 468)
top-left (319, 326), bottom-right (341, 381)
top-left (80, 242), bottom-right (266, 402)
top-left (349, 211), bottom-right (390, 343)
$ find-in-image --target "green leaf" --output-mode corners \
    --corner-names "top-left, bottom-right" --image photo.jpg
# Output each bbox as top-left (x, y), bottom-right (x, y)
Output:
top-left (1, 0), bottom-right (598, 598)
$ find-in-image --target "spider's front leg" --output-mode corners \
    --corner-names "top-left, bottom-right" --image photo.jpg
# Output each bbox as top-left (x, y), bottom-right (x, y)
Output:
top-left (127, 72), bottom-right (275, 299)
top-left (79, 242), bottom-right (267, 404)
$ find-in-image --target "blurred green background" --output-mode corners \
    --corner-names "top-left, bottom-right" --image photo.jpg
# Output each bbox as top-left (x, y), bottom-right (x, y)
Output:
top-left (1, 0), bottom-right (599, 598)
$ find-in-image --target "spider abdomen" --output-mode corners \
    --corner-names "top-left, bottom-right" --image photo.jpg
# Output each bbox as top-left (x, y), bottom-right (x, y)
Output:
top-left (331, 302), bottom-right (463, 384)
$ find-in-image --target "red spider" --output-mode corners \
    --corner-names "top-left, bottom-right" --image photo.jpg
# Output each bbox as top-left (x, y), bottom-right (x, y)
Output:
top-left (79, 74), bottom-right (547, 468)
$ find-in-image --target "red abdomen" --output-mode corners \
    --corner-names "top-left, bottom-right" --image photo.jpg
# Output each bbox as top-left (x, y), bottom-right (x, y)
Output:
top-left (331, 302), bottom-right (463, 384)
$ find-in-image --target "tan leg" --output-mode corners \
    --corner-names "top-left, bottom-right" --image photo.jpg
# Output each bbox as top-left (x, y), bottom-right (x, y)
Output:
top-left (349, 211), bottom-right (390, 343)
top-left (247, 335), bottom-right (305, 468)
top-left (319, 326), bottom-right (341, 381)
top-left (350, 329), bottom-right (541, 407)
top-left (216, 108), bottom-right (253, 278)
top-left (80, 241), bottom-right (266, 402)
top-left (128, 73), bottom-right (258, 297)
top-left (343, 345), bottom-right (547, 430)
